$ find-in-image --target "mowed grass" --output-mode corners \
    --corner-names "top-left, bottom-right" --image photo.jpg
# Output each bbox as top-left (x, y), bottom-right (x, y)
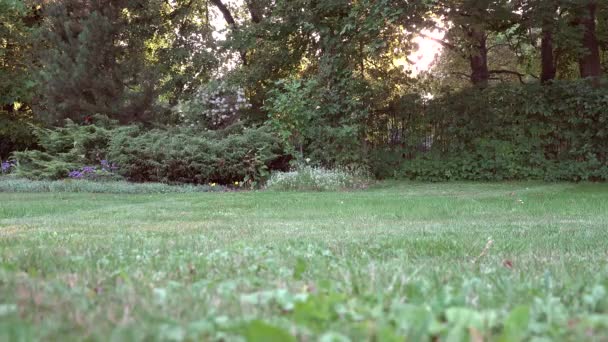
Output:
top-left (1, 182), bottom-right (608, 341)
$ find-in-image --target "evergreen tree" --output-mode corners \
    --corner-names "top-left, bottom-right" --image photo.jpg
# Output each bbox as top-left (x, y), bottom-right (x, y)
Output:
top-left (0, 0), bottom-right (42, 158)
top-left (0, 0), bottom-right (40, 112)
top-left (38, 0), bottom-right (160, 124)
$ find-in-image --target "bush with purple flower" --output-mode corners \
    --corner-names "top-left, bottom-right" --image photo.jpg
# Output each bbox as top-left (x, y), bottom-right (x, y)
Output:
top-left (68, 160), bottom-right (121, 181)
top-left (100, 160), bottom-right (119, 172)
top-left (1, 161), bottom-right (15, 174)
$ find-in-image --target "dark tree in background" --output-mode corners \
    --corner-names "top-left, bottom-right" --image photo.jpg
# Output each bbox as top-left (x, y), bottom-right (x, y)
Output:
top-left (37, 0), bottom-right (219, 125)
top-left (575, 0), bottom-right (602, 78)
top-left (0, 1), bottom-right (42, 158)
top-left (38, 0), bottom-right (160, 124)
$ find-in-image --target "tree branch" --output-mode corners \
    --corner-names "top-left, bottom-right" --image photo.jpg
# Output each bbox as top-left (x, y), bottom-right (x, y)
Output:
top-left (209, 0), bottom-right (248, 64)
top-left (209, 0), bottom-right (237, 28)
top-left (487, 43), bottom-right (512, 52)
top-left (489, 69), bottom-right (527, 84)
top-left (417, 32), bottom-right (470, 60)
top-left (419, 32), bottom-right (456, 51)
top-left (450, 71), bottom-right (472, 79)
top-left (244, 0), bottom-right (262, 23)
top-left (166, 0), bottom-right (194, 21)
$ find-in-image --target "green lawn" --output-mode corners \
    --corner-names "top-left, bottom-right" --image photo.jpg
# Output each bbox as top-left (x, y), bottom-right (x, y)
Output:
top-left (1, 182), bottom-right (608, 341)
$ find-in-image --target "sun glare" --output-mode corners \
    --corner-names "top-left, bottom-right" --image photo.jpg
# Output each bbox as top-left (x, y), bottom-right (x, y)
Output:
top-left (209, 1), bottom-right (445, 75)
top-left (393, 28), bottom-right (445, 75)
top-left (409, 29), bottom-right (445, 73)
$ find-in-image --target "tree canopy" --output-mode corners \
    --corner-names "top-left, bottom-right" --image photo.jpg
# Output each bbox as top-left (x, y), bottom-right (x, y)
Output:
top-left (2, 0), bottom-right (607, 179)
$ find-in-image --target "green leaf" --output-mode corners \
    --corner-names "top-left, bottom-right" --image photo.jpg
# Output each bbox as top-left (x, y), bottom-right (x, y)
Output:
top-left (445, 307), bottom-right (483, 328)
top-left (319, 332), bottom-right (351, 342)
top-left (393, 304), bottom-right (434, 340)
top-left (498, 306), bottom-right (530, 342)
top-left (243, 320), bottom-right (295, 342)
top-left (294, 257), bottom-right (307, 280)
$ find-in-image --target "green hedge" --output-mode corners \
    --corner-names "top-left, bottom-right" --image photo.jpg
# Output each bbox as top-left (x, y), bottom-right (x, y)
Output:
top-left (12, 118), bottom-right (114, 180)
top-left (0, 112), bottom-right (37, 160)
top-left (107, 125), bottom-right (287, 185)
top-left (394, 79), bottom-right (608, 182)
top-left (12, 119), bottom-right (289, 185)
top-left (10, 79), bottom-right (608, 183)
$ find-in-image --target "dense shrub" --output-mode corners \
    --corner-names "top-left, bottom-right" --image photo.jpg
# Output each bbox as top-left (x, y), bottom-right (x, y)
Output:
top-left (390, 79), bottom-right (608, 182)
top-left (12, 117), bottom-right (115, 180)
top-left (266, 164), bottom-right (370, 191)
top-left (0, 112), bottom-right (38, 160)
top-left (175, 80), bottom-right (250, 130)
top-left (266, 76), bottom-right (370, 168)
top-left (10, 79), bottom-right (608, 184)
top-left (1, 160), bottom-right (15, 175)
top-left (108, 124), bottom-right (287, 185)
top-left (67, 161), bottom-right (123, 182)
top-left (11, 117), bottom-right (289, 185)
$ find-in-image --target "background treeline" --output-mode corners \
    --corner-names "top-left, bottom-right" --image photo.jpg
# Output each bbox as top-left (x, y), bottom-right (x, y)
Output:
top-left (2, 0), bottom-right (607, 183)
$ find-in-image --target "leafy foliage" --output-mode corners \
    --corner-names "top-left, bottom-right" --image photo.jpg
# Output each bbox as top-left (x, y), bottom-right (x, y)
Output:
top-left (266, 76), bottom-right (371, 168)
top-left (11, 118), bottom-right (288, 185)
top-left (266, 164), bottom-right (370, 191)
top-left (107, 123), bottom-right (287, 186)
top-left (37, 0), bottom-right (219, 124)
top-left (2, 0), bottom-right (608, 178)
top-left (67, 162), bottom-right (122, 182)
top-left (176, 80), bottom-right (250, 130)
top-left (1, 160), bottom-right (15, 175)
top-left (397, 79), bottom-right (608, 181)
top-left (0, 1), bottom-right (41, 158)
top-left (0, 111), bottom-right (37, 160)
top-left (12, 117), bottom-right (115, 180)
top-left (0, 0), bottom-right (39, 108)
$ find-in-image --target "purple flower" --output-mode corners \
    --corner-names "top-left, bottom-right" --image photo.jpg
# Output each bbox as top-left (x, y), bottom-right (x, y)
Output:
top-left (82, 166), bottom-right (96, 173)
top-left (100, 160), bottom-right (118, 171)
top-left (67, 162), bottom-right (118, 180)
top-left (68, 170), bottom-right (83, 179)
top-left (1, 161), bottom-right (13, 173)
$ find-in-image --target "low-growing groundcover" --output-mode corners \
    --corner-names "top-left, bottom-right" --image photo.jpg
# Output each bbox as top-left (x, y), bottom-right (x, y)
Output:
top-left (1, 182), bottom-right (608, 341)
top-left (0, 178), bottom-right (226, 194)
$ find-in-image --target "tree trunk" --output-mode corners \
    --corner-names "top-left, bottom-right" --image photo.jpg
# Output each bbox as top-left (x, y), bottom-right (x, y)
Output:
top-left (2, 104), bottom-right (15, 113)
top-left (209, 0), bottom-right (254, 65)
top-left (540, 25), bottom-right (557, 83)
top-left (244, 0), bottom-right (262, 23)
top-left (468, 28), bottom-right (490, 87)
top-left (209, 0), bottom-right (236, 28)
top-left (578, 2), bottom-right (602, 78)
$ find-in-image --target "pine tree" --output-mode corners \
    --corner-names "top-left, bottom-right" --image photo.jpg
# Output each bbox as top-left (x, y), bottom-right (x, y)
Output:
top-left (0, 0), bottom-right (40, 112)
top-left (38, 0), bottom-right (159, 124)
top-left (0, 1), bottom-right (42, 158)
